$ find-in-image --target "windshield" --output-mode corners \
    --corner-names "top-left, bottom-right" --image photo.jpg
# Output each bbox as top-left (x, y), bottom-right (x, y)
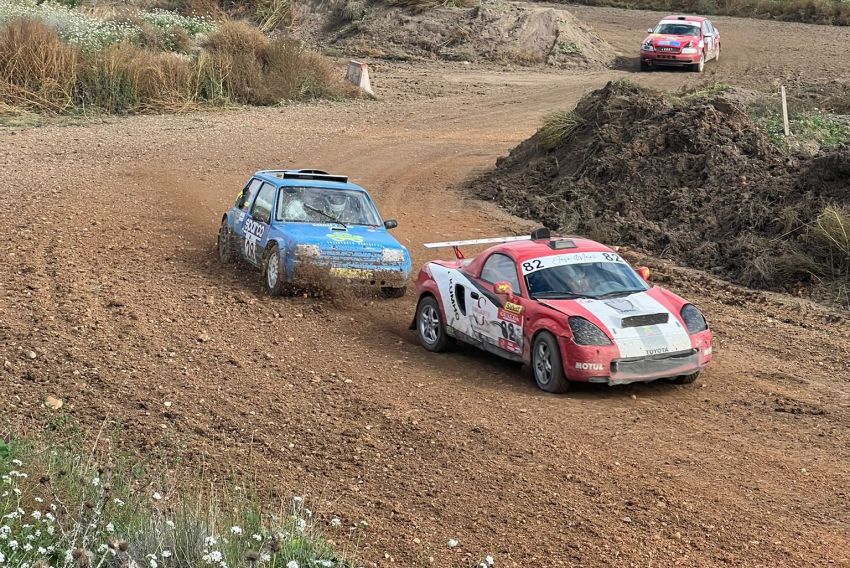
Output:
top-left (525, 261), bottom-right (648, 300)
top-left (653, 22), bottom-right (700, 36)
top-left (276, 187), bottom-right (382, 226)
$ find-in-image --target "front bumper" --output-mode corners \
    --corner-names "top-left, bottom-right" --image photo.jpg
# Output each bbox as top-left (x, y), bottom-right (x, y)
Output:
top-left (641, 50), bottom-right (701, 67)
top-left (291, 259), bottom-right (410, 288)
top-left (560, 330), bottom-right (712, 385)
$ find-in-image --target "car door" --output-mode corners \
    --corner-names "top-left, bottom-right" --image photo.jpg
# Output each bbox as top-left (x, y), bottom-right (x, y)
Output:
top-left (463, 253), bottom-right (525, 359)
top-left (240, 182), bottom-right (276, 267)
top-left (231, 177), bottom-right (262, 239)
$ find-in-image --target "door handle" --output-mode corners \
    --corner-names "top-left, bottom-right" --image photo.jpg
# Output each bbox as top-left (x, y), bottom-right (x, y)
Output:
top-left (470, 292), bottom-right (480, 300)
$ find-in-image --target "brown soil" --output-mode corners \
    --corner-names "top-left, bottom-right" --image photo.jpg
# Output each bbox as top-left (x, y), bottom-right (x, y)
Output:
top-left (2, 6), bottom-right (850, 567)
top-left (471, 80), bottom-right (850, 292)
top-left (325, 1), bottom-right (617, 68)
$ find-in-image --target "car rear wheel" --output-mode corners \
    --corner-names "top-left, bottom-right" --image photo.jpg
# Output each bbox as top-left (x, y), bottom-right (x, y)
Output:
top-left (672, 371), bottom-right (700, 385)
top-left (381, 286), bottom-right (407, 299)
top-left (218, 219), bottom-right (235, 264)
top-left (531, 332), bottom-right (570, 393)
top-left (263, 244), bottom-right (286, 297)
top-left (416, 296), bottom-right (450, 352)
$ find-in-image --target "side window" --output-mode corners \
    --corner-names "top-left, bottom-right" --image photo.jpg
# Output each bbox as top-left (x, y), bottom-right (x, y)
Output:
top-left (236, 178), bottom-right (262, 210)
top-left (250, 183), bottom-right (276, 224)
top-left (480, 253), bottom-right (520, 292)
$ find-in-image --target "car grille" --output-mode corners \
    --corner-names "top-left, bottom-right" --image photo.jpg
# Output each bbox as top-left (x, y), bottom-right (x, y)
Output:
top-left (621, 313), bottom-right (669, 328)
top-left (611, 349), bottom-right (698, 376)
top-left (320, 247), bottom-right (383, 265)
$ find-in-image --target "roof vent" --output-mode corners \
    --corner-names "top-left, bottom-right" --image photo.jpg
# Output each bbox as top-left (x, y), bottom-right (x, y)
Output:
top-left (530, 227), bottom-right (551, 240)
top-left (548, 239), bottom-right (577, 250)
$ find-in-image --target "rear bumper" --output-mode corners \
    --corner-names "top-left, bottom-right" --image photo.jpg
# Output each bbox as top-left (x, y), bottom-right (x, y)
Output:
top-left (641, 51), bottom-right (701, 66)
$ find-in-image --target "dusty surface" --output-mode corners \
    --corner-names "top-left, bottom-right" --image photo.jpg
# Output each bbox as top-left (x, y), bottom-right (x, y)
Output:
top-left (2, 6), bottom-right (850, 567)
top-left (325, 1), bottom-right (617, 68)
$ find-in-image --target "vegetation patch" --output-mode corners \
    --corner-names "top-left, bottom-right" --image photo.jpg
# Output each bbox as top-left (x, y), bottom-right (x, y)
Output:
top-left (0, 433), bottom-right (354, 567)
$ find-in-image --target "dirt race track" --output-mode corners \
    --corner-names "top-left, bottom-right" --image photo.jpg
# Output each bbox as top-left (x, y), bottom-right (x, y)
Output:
top-left (2, 5), bottom-right (850, 567)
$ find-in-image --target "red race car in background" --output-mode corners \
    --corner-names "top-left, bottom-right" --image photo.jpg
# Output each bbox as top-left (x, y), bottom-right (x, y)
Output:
top-left (411, 229), bottom-right (713, 393)
top-left (640, 15), bottom-right (720, 72)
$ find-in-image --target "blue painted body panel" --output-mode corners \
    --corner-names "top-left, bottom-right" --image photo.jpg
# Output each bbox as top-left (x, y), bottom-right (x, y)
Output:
top-left (223, 170), bottom-right (411, 287)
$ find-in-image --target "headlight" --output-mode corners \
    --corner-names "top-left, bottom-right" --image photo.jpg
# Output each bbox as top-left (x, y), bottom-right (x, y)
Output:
top-left (682, 47), bottom-right (698, 54)
top-left (641, 42), bottom-right (654, 51)
top-left (569, 317), bottom-right (611, 346)
top-left (680, 304), bottom-right (708, 334)
top-left (382, 248), bottom-right (404, 263)
top-left (296, 244), bottom-right (320, 258)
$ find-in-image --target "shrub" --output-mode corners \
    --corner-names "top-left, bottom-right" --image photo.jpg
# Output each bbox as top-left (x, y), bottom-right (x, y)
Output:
top-left (538, 110), bottom-right (585, 150)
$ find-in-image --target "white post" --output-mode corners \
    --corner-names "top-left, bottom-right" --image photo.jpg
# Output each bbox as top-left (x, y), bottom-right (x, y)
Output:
top-left (780, 86), bottom-right (790, 137)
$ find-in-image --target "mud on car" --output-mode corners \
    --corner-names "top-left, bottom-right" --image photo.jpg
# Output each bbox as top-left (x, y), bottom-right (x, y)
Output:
top-left (640, 15), bottom-right (720, 72)
top-left (411, 229), bottom-right (713, 392)
top-left (218, 169), bottom-right (411, 297)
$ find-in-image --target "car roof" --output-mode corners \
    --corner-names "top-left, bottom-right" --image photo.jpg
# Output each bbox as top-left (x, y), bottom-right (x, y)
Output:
top-left (493, 237), bottom-right (616, 260)
top-left (661, 14), bottom-right (706, 22)
top-left (253, 169), bottom-right (366, 192)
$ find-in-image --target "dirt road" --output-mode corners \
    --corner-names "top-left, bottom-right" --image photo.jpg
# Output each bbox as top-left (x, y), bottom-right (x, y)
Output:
top-left (2, 6), bottom-right (850, 566)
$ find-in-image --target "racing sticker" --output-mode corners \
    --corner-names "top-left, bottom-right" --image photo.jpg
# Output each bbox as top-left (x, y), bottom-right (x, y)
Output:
top-left (520, 251), bottom-right (626, 275)
top-left (327, 233), bottom-right (364, 244)
top-left (243, 217), bottom-right (266, 263)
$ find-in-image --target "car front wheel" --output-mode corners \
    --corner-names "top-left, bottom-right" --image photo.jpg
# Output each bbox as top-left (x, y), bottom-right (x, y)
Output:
top-left (416, 296), bottom-right (450, 352)
top-left (263, 244), bottom-right (286, 296)
top-left (693, 54), bottom-right (705, 73)
top-left (218, 219), bottom-right (235, 264)
top-left (531, 332), bottom-right (570, 393)
top-left (672, 371), bottom-right (700, 385)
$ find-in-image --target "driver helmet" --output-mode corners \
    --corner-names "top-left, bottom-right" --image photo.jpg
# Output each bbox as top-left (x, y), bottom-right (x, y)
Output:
top-left (327, 192), bottom-right (347, 217)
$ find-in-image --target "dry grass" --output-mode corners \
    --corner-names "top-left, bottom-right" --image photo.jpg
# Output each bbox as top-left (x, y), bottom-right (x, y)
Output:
top-left (538, 110), bottom-right (585, 150)
top-left (568, 0), bottom-right (850, 26)
top-left (383, 0), bottom-right (479, 10)
top-left (808, 204), bottom-right (850, 279)
top-left (0, 17), bottom-right (352, 115)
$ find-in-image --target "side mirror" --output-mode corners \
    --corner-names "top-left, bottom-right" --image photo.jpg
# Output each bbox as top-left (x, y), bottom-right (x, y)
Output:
top-left (493, 281), bottom-right (513, 296)
top-left (637, 266), bottom-right (651, 281)
top-left (647, 28), bottom-right (653, 33)
top-left (384, 219), bottom-right (398, 230)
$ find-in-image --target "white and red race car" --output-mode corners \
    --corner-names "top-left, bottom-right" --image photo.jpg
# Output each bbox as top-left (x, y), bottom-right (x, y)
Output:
top-left (411, 229), bottom-right (713, 392)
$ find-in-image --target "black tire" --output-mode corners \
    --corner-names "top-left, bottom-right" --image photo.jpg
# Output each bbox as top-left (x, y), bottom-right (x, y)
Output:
top-left (672, 371), bottom-right (700, 385)
top-left (263, 244), bottom-right (286, 297)
top-left (381, 286), bottom-right (407, 299)
top-left (415, 296), bottom-right (450, 352)
top-left (640, 60), bottom-right (650, 72)
top-left (692, 54), bottom-right (705, 73)
top-left (531, 332), bottom-right (570, 393)
top-left (218, 218), bottom-right (235, 264)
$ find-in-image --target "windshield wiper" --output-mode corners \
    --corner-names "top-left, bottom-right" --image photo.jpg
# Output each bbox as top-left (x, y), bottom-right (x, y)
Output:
top-left (304, 204), bottom-right (347, 228)
top-left (594, 289), bottom-right (646, 300)
top-left (532, 291), bottom-right (595, 300)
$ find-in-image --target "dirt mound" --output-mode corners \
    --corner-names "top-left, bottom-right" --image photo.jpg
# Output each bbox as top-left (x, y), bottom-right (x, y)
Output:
top-left (326, 1), bottom-right (617, 68)
top-left (471, 80), bottom-right (850, 292)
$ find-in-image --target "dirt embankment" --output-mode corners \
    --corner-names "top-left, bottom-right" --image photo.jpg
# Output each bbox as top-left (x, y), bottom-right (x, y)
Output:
top-left (471, 80), bottom-right (850, 296)
top-left (324, 1), bottom-right (618, 68)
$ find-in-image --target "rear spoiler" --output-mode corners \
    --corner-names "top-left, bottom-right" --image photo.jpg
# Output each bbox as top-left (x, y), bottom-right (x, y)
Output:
top-left (425, 228), bottom-right (551, 259)
top-left (262, 169), bottom-right (349, 183)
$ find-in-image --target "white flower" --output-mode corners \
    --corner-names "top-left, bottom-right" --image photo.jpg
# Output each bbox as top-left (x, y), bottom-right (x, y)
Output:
top-left (149, 560), bottom-right (158, 568)
top-left (11, 459), bottom-right (22, 466)
top-left (295, 518), bottom-right (306, 532)
top-left (152, 492), bottom-right (162, 501)
top-left (330, 518), bottom-right (341, 527)
top-left (447, 539), bottom-right (459, 548)
top-left (204, 536), bottom-right (218, 547)
top-left (113, 498), bottom-right (125, 507)
top-left (162, 550), bottom-right (172, 558)
top-left (207, 551), bottom-right (223, 562)
top-left (98, 544), bottom-right (108, 553)
top-left (292, 496), bottom-right (303, 504)
top-left (252, 533), bottom-right (262, 541)
top-left (23, 543), bottom-right (33, 552)
top-left (165, 520), bottom-right (175, 529)
top-left (0, 551), bottom-right (5, 563)
top-left (260, 553), bottom-right (271, 562)
top-left (230, 526), bottom-right (242, 535)
top-left (304, 508), bottom-right (312, 517)
top-left (31, 511), bottom-right (42, 521)
top-left (316, 561), bottom-right (333, 567)
top-left (12, 488), bottom-right (20, 496)
top-left (485, 555), bottom-right (494, 566)
top-left (38, 547), bottom-right (47, 555)
top-left (34, 497), bottom-right (43, 503)
top-left (8, 540), bottom-right (18, 550)
top-left (50, 503), bottom-right (57, 511)
top-left (47, 525), bottom-right (55, 535)
top-left (106, 522), bottom-right (115, 533)
top-left (286, 561), bottom-right (299, 568)
top-left (45, 512), bottom-right (55, 522)
top-left (92, 477), bottom-right (101, 487)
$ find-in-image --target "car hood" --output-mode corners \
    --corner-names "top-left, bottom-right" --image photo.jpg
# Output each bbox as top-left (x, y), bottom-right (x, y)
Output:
top-left (643, 34), bottom-right (698, 48)
top-left (539, 288), bottom-right (694, 358)
top-left (280, 222), bottom-right (406, 252)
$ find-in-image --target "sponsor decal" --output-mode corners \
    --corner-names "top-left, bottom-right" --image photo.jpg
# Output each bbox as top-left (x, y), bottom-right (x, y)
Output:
top-left (503, 301), bottom-right (523, 315)
top-left (604, 299), bottom-right (636, 313)
top-left (575, 362), bottom-right (605, 371)
top-left (447, 277), bottom-right (460, 322)
top-left (327, 233), bottom-right (364, 243)
top-left (520, 251), bottom-right (626, 274)
top-left (498, 337), bottom-right (521, 354)
top-left (497, 309), bottom-right (521, 325)
top-left (243, 218), bottom-right (266, 263)
top-left (702, 346), bottom-right (713, 356)
top-left (330, 267), bottom-right (372, 279)
top-left (471, 297), bottom-right (487, 327)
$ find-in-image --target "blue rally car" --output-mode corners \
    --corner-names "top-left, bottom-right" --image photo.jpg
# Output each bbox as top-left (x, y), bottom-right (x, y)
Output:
top-left (217, 169), bottom-right (412, 297)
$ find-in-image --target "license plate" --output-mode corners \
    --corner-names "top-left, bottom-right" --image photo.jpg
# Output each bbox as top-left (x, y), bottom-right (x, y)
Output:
top-left (330, 267), bottom-right (373, 279)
